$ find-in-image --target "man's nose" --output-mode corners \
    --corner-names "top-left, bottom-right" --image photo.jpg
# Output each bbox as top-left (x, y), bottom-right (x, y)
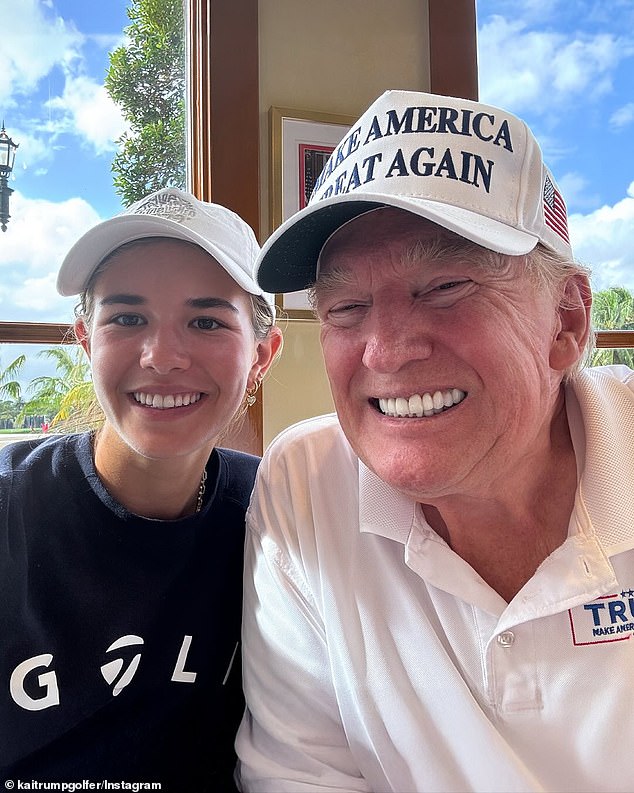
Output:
top-left (139, 328), bottom-right (191, 374)
top-left (361, 303), bottom-right (433, 373)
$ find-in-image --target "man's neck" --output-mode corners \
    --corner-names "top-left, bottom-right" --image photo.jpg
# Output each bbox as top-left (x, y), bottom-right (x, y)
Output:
top-left (422, 409), bottom-right (579, 602)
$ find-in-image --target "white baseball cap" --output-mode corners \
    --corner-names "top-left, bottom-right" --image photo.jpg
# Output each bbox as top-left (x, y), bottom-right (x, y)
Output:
top-left (255, 90), bottom-right (573, 294)
top-left (57, 187), bottom-right (274, 305)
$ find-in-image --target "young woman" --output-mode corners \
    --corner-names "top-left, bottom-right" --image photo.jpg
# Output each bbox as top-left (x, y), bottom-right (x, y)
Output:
top-left (0, 188), bottom-right (282, 791)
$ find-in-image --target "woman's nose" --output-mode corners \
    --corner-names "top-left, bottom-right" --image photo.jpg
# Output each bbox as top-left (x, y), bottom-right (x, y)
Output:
top-left (139, 328), bottom-right (191, 374)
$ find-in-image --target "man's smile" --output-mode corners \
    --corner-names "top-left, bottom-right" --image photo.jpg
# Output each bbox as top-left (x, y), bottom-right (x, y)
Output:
top-left (376, 389), bottom-right (466, 417)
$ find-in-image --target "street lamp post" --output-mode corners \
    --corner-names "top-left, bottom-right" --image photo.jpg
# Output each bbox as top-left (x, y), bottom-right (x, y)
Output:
top-left (0, 123), bottom-right (19, 232)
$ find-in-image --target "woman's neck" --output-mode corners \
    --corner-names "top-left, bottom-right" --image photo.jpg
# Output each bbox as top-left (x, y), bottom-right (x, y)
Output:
top-left (92, 425), bottom-right (212, 520)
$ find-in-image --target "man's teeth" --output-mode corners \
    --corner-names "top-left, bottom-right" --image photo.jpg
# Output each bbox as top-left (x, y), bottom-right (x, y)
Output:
top-left (133, 392), bottom-right (202, 409)
top-left (378, 389), bottom-right (465, 417)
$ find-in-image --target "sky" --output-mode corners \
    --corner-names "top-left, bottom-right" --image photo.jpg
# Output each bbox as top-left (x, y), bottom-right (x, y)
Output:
top-left (0, 0), bottom-right (129, 327)
top-left (476, 0), bottom-right (634, 292)
top-left (0, 0), bottom-right (633, 381)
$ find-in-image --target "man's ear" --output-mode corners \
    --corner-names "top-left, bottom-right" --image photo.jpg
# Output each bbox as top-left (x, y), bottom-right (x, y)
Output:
top-left (550, 275), bottom-right (592, 372)
top-left (74, 318), bottom-right (91, 360)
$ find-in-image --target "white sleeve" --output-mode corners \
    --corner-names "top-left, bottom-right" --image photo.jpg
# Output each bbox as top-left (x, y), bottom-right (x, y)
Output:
top-left (235, 435), bottom-right (370, 793)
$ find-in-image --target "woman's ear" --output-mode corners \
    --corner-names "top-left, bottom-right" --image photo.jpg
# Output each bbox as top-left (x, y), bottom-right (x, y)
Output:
top-left (74, 318), bottom-right (92, 360)
top-left (550, 275), bottom-right (592, 372)
top-left (249, 326), bottom-right (283, 385)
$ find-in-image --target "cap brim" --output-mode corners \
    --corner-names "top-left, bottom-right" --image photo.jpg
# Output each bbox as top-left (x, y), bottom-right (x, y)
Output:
top-left (57, 214), bottom-right (264, 298)
top-left (256, 194), bottom-right (540, 294)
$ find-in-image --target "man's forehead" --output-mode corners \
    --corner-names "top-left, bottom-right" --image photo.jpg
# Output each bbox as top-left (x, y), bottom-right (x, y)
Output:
top-left (318, 208), bottom-right (473, 274)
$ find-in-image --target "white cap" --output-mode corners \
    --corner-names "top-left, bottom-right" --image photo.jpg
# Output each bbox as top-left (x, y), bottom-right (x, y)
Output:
top-left (57, 187), bottom-right (274, 305)
top-left (255, 90), bottom-right (573, 294)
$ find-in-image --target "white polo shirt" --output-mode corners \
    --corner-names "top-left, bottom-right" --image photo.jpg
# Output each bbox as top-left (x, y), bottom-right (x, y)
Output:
top-left (237, 366), bottom-right (634, 792)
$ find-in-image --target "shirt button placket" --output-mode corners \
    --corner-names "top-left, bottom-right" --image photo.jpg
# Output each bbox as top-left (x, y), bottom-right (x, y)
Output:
top-left (488, 627), bottom-right (541, 713)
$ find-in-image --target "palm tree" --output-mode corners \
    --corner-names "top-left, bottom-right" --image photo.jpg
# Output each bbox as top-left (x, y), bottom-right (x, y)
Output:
top-left (590, 286), bottom-right (634, 368)
top-left (19, 347), bottom-right (101, 431)
top-left (0, 355), bottom-right (27, 428)
top-left (0, 354), bottom-right (26, 402)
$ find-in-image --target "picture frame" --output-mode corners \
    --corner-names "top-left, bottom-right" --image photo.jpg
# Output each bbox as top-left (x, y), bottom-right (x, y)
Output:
top-left (270, 106), bottom-right (356, 317)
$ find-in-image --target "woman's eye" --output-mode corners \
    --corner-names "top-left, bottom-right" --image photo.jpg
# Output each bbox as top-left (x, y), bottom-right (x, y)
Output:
top-left (112, 314), bottom-right (144, 327)
top-left (192, 317), bottom-right (221, 331)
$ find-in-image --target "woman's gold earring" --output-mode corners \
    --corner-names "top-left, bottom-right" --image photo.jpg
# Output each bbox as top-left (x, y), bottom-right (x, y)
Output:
top-left (245, 379), bottom-right (261, 407)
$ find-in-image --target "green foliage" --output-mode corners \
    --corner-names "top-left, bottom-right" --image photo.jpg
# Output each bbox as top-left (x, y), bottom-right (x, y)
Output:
top-left (590, 286), bottom-right (634, 368)
top-left (0, 354), bottom-right (26, 402)
top-left (105, 0), bottom-right (186, 206)
top-left (0, 347), bottom-right (96, 430)
top-left (19, 347), bottom-right (94, 428)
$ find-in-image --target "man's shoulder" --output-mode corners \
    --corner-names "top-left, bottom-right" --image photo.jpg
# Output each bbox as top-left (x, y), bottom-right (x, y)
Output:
top-left (584, 364), bottom-right (634, 386)
top-left (266, 413), bottom-right (347, 456)
top-left (260, 413), bottom-right (356, 480)
top-left (576, 365), bottom-right (634, 404)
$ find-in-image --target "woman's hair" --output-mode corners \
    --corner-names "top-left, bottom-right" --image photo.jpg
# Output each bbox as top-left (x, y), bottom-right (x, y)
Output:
top-left (309, 223), bottom-right (593, 381)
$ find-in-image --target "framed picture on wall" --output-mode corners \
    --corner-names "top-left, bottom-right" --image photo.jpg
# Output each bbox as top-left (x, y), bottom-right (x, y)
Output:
top-left (270, 106), bottom-right (355, 317)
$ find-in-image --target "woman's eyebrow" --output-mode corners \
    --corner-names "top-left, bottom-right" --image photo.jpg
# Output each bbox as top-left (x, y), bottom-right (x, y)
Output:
top-left (187, 297), bottom-right (238, 313)
top-left (97, 295), bottom-right (239, 312)
top-left (99, 294), bottom-right (144, 306)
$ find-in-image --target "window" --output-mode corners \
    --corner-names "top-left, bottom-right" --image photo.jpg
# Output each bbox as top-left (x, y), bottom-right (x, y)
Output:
top-left (0, 0), bottom-right (187, 430)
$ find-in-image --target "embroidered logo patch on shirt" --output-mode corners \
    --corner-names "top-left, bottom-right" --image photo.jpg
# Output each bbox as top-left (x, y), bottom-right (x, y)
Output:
top-left (569, 591), bottom-right (634, 645)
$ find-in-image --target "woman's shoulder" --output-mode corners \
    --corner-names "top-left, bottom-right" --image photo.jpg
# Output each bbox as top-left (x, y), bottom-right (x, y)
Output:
top-left (0, 432), bottom-right (89, 477)
top-left (216, 446), bottom-right (260, 466)
top-left (213, 447), bottom-right (261, 508)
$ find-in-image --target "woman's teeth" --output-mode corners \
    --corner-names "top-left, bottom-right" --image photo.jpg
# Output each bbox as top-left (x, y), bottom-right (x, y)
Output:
top-left (378, 389), bottom-right (465, 417)
top-left (133, 392), bottom-right (202, 409)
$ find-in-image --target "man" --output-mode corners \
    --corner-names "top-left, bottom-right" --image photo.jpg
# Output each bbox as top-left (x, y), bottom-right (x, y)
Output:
top-left (236, 90), bottom-right (634, 792)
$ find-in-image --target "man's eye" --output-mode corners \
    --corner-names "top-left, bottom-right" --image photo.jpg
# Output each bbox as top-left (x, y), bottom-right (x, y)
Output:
top-left (192, 317), bottom-right (221, 330)
top-left (329, 302), bottom-right (365, 315)
top-left (434, 280), bottom-right (470, 291)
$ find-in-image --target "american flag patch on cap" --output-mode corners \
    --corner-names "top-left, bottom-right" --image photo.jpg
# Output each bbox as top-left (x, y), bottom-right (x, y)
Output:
top-left (543, 172), bottom-right (569, 243)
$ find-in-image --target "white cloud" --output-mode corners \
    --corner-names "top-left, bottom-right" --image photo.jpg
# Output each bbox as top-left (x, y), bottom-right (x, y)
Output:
top-left (0, 0), bottom-right (83, 105)
top-left (569, 182), bottom-right (634, 292)
top-left (46, 75), bottom-right (127, 154)
top-left (610, 102), bottom-right (634, 129)
top-left (13, 272), bottom-right (61, 312)
top-left (0, 191), bottom-right (101, 321)
top-left (478, 15), bottom-right (629, 114)
top-left (479, 0), bottom-right (562, 20)
top-left (0, 127), bottom-right (51, 176)
top-left (556, 172), bottom-right (597, 210)
top-left (0, 2), bottom-right (126, 163)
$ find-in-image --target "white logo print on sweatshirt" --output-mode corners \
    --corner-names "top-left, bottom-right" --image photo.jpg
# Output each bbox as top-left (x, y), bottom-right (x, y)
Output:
top-left (9, 633), bottom-right (199, 710)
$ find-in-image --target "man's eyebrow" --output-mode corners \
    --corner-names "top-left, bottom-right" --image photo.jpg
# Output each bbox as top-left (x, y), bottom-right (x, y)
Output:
top-left (314, 265), bottom-right (360, 293)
